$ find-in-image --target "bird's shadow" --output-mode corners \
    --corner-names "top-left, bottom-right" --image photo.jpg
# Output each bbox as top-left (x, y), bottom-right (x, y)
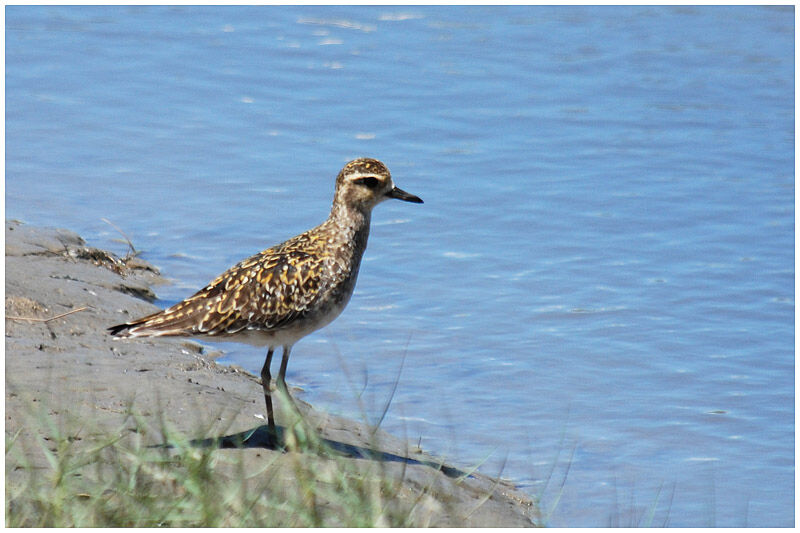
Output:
top-left (167, 424), bottom-right (466, 479)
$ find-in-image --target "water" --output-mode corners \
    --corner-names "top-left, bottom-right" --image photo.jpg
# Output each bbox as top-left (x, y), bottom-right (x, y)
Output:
top-left (6, 6), bottom-right (794, 527)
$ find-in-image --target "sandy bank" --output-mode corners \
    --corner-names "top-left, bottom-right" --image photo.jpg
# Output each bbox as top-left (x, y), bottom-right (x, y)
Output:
top-left (5, 219), bottom-right (539, 527)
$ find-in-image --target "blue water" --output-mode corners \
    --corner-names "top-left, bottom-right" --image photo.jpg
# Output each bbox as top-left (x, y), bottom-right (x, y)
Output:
top-left (6, 6), bottom-right (794, 527)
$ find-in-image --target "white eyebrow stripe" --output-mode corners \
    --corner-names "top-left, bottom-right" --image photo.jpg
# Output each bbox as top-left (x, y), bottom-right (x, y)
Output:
top-left (348, 172), bottom-right (382, 181)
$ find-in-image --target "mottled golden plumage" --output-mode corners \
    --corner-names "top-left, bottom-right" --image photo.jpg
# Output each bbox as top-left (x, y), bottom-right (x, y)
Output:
top-left (113, 228), bottom-right (345, 340)
top-left (109, 157), bottom-right (422, 443)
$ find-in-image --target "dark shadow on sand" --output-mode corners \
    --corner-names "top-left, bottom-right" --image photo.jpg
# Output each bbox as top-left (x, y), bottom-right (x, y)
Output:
top-left (179, 424), bottom-right (466, 479)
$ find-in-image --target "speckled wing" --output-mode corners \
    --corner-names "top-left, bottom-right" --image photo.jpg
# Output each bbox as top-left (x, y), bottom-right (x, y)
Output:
top-left (109, 234), bottom-right (333, 338)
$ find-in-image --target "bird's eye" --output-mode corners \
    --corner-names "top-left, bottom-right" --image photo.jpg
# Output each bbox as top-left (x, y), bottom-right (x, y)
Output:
top-left (355, 177), bottom-right (380, 189)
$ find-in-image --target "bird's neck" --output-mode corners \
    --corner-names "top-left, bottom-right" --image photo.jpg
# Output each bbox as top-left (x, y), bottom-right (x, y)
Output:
top-left (328, 202), bottom-right (372, 252)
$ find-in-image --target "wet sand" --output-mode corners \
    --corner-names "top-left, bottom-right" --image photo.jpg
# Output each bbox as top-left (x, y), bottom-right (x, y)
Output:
top-left (4, 220), bottom-right (539, 527)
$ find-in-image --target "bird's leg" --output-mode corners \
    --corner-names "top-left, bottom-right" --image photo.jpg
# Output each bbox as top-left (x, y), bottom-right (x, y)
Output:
top-left (276, 344), bottom-right (314, 445)
top-left (277, 344), bottom-right (305, 419)
top-left (260, 347), bottom-right (276, 440)
top-left (277, 344), bottom-right (297, 411)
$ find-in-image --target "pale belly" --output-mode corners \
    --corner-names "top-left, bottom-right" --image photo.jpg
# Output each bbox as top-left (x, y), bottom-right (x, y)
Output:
top-left (199, 289), bottom-right (352, 349)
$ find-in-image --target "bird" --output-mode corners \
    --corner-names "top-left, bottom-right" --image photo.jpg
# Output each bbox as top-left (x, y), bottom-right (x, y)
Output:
top-left (109, 158), bottom-right (423, 444)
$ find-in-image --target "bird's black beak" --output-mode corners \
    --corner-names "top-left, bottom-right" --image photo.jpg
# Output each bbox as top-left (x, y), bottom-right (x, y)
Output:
top-left (387, 186), bottom-right (423, 204)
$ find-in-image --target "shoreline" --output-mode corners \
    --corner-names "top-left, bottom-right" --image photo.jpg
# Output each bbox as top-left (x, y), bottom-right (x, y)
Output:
top-left (5, 219), bottom-right (539, 527)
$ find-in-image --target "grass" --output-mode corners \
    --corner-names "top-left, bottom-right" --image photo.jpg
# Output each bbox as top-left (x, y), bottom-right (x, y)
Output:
top-left (5, 393), bottom-right (451, 527)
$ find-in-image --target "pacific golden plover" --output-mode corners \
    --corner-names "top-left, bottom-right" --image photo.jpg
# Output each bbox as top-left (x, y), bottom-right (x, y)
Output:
top-left (109, 158), bottom-right (423, 441)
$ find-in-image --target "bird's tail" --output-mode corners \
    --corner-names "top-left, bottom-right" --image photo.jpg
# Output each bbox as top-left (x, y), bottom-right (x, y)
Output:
top-left (108, 304), bottom-right (203, 338)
